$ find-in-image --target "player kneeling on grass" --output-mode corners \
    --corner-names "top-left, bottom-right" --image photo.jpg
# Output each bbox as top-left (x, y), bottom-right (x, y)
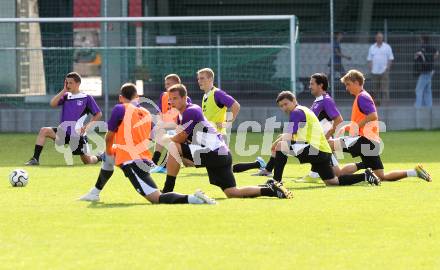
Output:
top-left (269, 91), bottom-right (381, 186)
top-left (158, 83), bottom-right (292, 199)
top-left (328, 69), bottom-right (431, 182)
top-left (233, 73), bottom-right (366, 180)
top-left (79, 83), bottom-right (215, 205)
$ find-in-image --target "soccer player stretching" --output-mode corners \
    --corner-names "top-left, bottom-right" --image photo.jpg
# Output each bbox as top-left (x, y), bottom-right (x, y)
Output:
top-left (269, 91), bottom-right (380, 186)
top-left (80, 83), bottom-right (215, 204)
top-left (25, 72), bottom-right (103, 165)
top-left (329, 69), bottom-right (431, 182)
top-left (159, 84), bottom-right (292, 199)
top-left (150, 74), bottom-right (192, 173)
top-left (233, 73), bottom-right (365, 178)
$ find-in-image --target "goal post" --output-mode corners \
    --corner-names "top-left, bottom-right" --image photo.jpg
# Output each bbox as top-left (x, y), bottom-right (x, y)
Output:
top-left (0, 15), bottom-right (298, 117)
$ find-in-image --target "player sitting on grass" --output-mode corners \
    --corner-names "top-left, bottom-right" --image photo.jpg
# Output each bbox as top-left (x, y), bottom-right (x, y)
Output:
top-left (79, 83), bottom-right (215, 204)
top-left (328, 69), bottom-right (432, 182)
top-left (268, 90), bottom-right (381, 186)
top-left (25, 72), bottom-right (103, 166)
top-left (158, 83), bottom-right (292, 199)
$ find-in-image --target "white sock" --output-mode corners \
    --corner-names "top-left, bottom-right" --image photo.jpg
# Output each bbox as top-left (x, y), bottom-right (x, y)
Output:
top-left (407, 170), bottom-right (417, 177)
top-left (91, 187), bottom-right (101, 195)
top-left (187, 195), bottom-right (204, 204)
top-left (309, 171), bottom-right (320, 178)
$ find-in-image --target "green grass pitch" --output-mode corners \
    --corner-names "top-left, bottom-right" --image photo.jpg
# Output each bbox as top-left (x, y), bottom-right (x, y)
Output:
top-left (0, 131), bottom-right (439, 269)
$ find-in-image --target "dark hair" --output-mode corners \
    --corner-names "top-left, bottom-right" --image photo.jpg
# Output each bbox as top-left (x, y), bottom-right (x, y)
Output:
top-left (168, 84), bottom-right (187, 97)
top-left (276, 91), bottom-right (296, 103)
top-left (120, 83), bottom-right (138, 100)
top-left (66, 72), bottom-right (81, 83)
top-left (420, 35), bottom-right (430, 44)
top-left (311, 73), bottom-right (328, 91)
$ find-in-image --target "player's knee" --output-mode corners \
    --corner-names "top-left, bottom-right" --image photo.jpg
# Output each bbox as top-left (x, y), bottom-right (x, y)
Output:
top-left (40, 127), bottom-right (50, 136)
top-left (333, 167), bottom-right (341, 177)
top-left (145, 190), bottom-right (161, 204)
top-left (373, 170), bottom-right (385, 180)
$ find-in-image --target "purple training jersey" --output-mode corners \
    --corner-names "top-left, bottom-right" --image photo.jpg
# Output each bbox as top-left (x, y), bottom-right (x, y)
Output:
top-left (288, 107), bottom-right (306, 135)
top-left (178, 103), bottom-right (227, 152)
top-left (310, 93), bottom-right (341, 121)
top-left (58, 92), bottom-right (101, 135)
top-left (212, 89), bottom-right (236, 108)
top-left (107, 104), bottom-right (126, 132)
top-left (357, 90), bottom-right (377, 115)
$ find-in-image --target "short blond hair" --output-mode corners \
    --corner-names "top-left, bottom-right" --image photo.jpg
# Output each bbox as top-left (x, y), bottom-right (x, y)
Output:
top-left (197, 68), bottom-right (215, 79)
top-left (164, 74), bottom-right (181, 84)
top-left (340, 69), bottom-right (365, 86)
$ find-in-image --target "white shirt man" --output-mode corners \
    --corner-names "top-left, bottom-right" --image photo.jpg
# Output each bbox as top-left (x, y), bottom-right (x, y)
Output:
top-left (367, 42), bottom-right (394, 74)
top-left (366, 32), bottom-right (394, 104)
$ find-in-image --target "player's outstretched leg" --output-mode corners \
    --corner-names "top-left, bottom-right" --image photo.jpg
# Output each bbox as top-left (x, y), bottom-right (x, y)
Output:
top-left (122, 161), bottom-right (215, 205)
top-left (232, 156), bottom-right (266, 173)
top-left (374, 164), bottom-right (432, 182)
top-left (318, 168), bottom-right (380, 186)
top-left (79, 154), bottom-right (115, 202)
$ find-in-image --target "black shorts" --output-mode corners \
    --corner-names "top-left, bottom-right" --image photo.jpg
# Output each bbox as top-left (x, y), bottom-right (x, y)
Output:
top-left (290, 143), bottom-right (333, 164)
top-left (52, 127), bottom-right (89, 156)
top-left (121, 160), bottom-right (158, 196)
top-left (311, 161), bottom-right (335, 180)
top-left (288, 143), bottom-right (335, 180)
top-left (342, 136), bottom-right (384, 170)
top-left (181, 143), bottom-right (236, 190)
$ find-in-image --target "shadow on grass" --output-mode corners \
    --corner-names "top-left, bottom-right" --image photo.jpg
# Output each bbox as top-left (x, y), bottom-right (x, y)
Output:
top-left (289, 185), bottom-right (326, 191)
top-left (180, 172), bottom-right (207, 177)
top-left (86, 202), bottom-right (147, 208)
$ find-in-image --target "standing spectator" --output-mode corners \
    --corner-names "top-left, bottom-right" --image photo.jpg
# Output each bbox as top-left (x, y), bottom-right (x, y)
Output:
top-left (367, 32), bottom-right (394, 105)
top-left (329, 32), bottom-right (351, 81)
top-left (414, 35), bottom-right (439, 108)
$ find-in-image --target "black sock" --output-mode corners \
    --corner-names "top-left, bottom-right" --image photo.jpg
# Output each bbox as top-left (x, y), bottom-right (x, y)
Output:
top-left (265, 156), bottom-right (275, 172)
top-left (152, 151), bottom-right (161, 165)
top-left (260, 187), bottom-right (276, 197)
top-left (96, 154), bottom-right (103, 162)
top-left (159, 193), bottom-right (189, 204)
top-left (338, 173), bottom-right (365, 186)
top-left (163, 175), bottom-right (176, 193)
top-left (95, 169), bottom-right (113, 190)
top-left (232, 161), bottom-right (260, 173)
top-left (356, 162), bottom-right (366, 170)
top-left (273, 151), bottom-right (288, 182)
top-left (33, 145), bottom-right (43, 161)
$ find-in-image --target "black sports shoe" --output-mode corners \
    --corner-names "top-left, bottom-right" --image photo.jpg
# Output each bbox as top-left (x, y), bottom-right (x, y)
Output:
top-left (24, 157), bottom-right (39, 166)
top-left (258, 178), bottom-right (284, 187)
top-left (365, 168), bottom-right (380, 186)
top-left (266, 179), bottom-right (293, 199)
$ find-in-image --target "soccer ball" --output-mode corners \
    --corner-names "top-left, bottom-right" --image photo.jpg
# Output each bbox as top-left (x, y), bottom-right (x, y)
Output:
top-left (9, 169), bottom-right (29, 187)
